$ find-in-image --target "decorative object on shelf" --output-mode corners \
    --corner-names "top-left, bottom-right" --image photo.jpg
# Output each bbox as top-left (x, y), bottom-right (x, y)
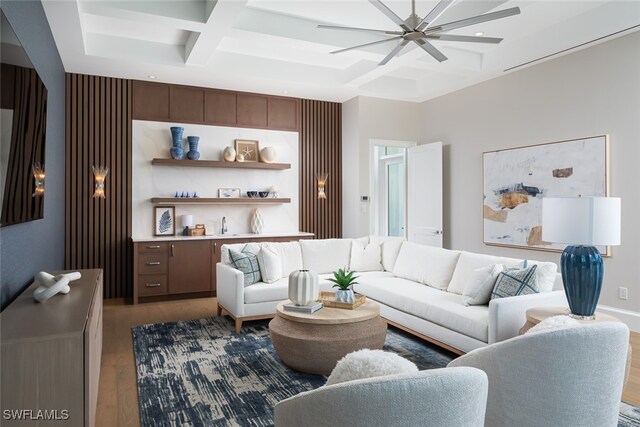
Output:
top-left (186, 136), bottom-right (200, 160)
top-left (32, 162), bottom-right (45, 197)
top-left (316, 172), bottom-right (328, 200)
top-left (235, 139), bottom-right (259, 162)
top-left (246, 191), bottom-right (258, 198)
top-left (169, 126), bottom-right (185, 160)
top-left (288, 269), bottom-right (319, 306)
top-left (260, 146), bottom-right (277, 163)
top-left (92, 165), bottom-right (109, 199)
top-left (251, 208), bottom-right (264, 234)
top-left (180, 214), bottom-right (193, 236)
top-left (154, 205), bottom-right (175, 236)
top-left (32, 271), bottom-right (81, 303)
top-left (193, 192), bottom-right (199, 198)
top-left (223, 146), bottom-right (236, 162)
top-left (483, 135), bottom-right (608, 253)
top-left (317, 291), bottom-right (366, 309)
top-left (269, 186), bottom-right (278, 198)
top-left (188, 224), bottom-right (206, 236)
top-left (258, 191), bottom-right (269, 198)
top-left (542, 197), bottom-right (621, 319)
top-left (236, 153), bottom-right (245, 162)
top-left (219, 188), bottom-right (241, 198)
top-left (328, 268), bottom-right (358, 304)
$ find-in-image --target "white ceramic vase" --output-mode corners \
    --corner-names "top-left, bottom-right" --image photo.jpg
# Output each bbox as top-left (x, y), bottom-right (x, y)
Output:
top-left (223, 146), bottom-right (236, 162)
top-left (289, 270), bottom-right (319, 306)
top-left (251, 208), bottom-right (264, 234)
top-left (335, 289), bottom-right (355, 303)
top-left (260, 147), bottom-right (277, 163)
top-left (236, 153), bottom-right (245, 162)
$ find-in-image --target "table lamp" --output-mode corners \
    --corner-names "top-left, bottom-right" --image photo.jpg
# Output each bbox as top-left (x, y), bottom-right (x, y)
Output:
top-left (180, 214), bottom-right (194, 236)
top-left (542, 197), bottom-right (621, 319)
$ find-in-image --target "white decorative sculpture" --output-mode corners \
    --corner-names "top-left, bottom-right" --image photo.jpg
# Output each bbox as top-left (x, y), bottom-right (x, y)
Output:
top-left (33, 271), bottom-right (82, 302)
top-left (251, 208), bottom-right (264, 234)
top-left (223, 146), bottom-right (236, 162)
top-left (260, 147), bottom-right (277, 163)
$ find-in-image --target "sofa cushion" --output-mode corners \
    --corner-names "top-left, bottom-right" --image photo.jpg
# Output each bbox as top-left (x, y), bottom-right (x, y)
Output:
top-left (392, 242), bottom-right (461, 290)
top-left (221, 242), bottom-right (261, 265)
top-left (350, 240), bottom-right (383, 272)
top-left (261, 242), bottom-right (303, 278)
top-left (369, 236), bottom-right (405, 271)
top-left (325, 349), bottom-right (418, 386)
top-left (300, 239), bottom-right (352, 274)
top-left (244, 277), bottom-right (335, 304)
top-left (462, 264), bottom-right (504, 306)
top-left (491, 264), bottom-right (539, 300)
top-left (256, 247), bottom-right (282, 284)
top-left (356, 276), bottom-right (489, 342)
top-left (229, 249), bottom-right (262, 286)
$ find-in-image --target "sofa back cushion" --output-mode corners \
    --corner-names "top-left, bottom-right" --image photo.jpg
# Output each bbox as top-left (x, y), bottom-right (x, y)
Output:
top-left (262, 241), bottom-right (303, 278)
top-left (300, 239), bottom-right (353, 274)
top-left (392, 241), bottom-right (461, 290)
top-left (369, 235), bottom-right (405, 271)
top-left (350, 238), bottom-right (383, 272)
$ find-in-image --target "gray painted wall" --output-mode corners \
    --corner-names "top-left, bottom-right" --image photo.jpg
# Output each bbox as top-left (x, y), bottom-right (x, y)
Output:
top-left (419, 31), bottom-right (640, 312)
top-left (0, 1), bottom-right (66, 310)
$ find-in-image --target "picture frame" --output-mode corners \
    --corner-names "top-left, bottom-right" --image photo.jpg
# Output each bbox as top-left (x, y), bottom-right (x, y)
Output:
top-left (218, 188), bottom-right (241, 198)
top-left (482, 135), bottom-right (609, 255)
top-left (154, 206), bottom-right (176, 236)
top-left (235, 139), bottom-right (260, 162)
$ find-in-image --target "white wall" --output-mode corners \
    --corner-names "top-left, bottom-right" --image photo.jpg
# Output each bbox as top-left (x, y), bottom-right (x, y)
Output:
top-left (341, 96), bottom-right (420, 237)
top-left (132, 120), bottom-right (299, 238)
top-left (418, 31), bottom-right (640, 312)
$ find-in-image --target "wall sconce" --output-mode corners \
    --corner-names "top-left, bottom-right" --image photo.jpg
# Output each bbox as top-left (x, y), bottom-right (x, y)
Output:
top-left (92, 165), bottom-right (108, 199)
top-left (316, 173), bottom-right (328, 200)
top-left (32, 162), bottom-right (45, 197)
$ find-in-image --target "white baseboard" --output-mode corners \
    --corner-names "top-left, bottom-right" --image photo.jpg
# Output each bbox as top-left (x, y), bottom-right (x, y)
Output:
top-left (598, 305), bottom-right (640, 332)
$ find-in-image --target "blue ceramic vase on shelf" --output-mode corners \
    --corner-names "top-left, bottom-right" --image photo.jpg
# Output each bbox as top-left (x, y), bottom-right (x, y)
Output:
top-left (187, 136), bottom-right (200, 160)
top-left (170, 127), bottom-right (184, 160)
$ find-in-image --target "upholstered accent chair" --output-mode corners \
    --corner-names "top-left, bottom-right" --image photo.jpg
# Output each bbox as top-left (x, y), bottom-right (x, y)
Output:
top-left (449, 322), bottom-right (629, 427)
top-left (274, 367), bottom-right (488, 427)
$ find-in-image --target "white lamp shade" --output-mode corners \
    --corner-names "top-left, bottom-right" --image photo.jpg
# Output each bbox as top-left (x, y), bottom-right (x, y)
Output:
top-left (180, 214), bottom-right (194, 228)
top-left (542, 197), bottom-right (621, 246)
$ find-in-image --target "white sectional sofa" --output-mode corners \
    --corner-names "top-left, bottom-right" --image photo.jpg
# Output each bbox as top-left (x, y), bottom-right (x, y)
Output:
top-left (216, 237), bottom-right (567, 354)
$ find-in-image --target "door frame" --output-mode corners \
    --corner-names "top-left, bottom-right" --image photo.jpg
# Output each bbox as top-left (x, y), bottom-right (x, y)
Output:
top-left (369, 139), bottom-right (416, 237)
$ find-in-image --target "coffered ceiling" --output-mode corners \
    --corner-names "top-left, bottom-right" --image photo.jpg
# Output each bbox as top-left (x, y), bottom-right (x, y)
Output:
top-left (42, 0), bottom-right (640, 102)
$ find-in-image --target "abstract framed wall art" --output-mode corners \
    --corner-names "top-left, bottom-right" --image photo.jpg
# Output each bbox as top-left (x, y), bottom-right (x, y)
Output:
top-left (483, 135), bottom-right (609, 254)
top-left (154, 206), bottom-right (176, 236)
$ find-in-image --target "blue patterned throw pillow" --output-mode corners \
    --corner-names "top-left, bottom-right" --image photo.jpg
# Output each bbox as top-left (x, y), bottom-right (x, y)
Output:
top-left (229, 249), bottom-right (262, 286)
top-left (491, 264), bottom-right (539, 300)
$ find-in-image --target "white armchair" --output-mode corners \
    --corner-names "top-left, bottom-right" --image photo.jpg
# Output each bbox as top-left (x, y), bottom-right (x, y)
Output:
top-left (449, 323), bottom-right (629, 427)
top-left (274, 367), bottom-right (489, 427)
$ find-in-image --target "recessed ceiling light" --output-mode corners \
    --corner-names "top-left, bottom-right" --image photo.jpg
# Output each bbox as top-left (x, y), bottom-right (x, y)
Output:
top-left (148, 74), bottom-right (157, 79)
top-left (475, 31), bottom-right (484, 36)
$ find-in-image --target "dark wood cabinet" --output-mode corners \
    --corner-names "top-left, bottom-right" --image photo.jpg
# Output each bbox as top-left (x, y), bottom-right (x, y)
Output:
top-left (170, 86), bottom-right (204, 123)
top-left (205, 90), bottom-right (237, 125)
top-left (268, 97), bottom-right (299, 131)
top-left (133, 81), bottom-right (169, 121)
top-left (236, 94), bottom-right (268, 127)
top-left (168, 241), bottom-right (213, 294)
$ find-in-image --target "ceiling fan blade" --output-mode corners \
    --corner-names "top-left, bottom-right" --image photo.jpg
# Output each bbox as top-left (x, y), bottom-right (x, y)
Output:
top-left (368, 0), bottom-right (412, 31)
top-left (379, 39), bottom-right (410, 65)
top-left (330, 35), bottom-right (403, 54)
top-left (414, 39), bottom-right (447, 62)
top-left (430, 7), bottom-right (520, 33)
top-left (428, 34), bottom-right (503, 44)
top-left (416, 0), bottom-right (456, 31)
top-left (317, 24), bottom-right (403, 36)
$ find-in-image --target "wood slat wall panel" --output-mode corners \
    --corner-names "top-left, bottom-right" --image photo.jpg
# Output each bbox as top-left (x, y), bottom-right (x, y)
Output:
top-left (299, 100), bottom-right (342, 239)
top-left (66, 74), bottom-right (132, 299)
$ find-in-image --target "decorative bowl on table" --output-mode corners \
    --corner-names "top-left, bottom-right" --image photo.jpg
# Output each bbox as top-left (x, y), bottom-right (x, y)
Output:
top-left (247, 191), bottom-right (258, 198)
top-left (258, 191), bottom-right (270, 198)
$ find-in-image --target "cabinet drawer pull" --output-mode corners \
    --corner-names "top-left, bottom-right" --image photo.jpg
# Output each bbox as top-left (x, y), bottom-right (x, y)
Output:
top-left (145, 283), bottom-right (161, 288)
top-left (146, 261), bottom-right (161, 266)
top-left (146, 245), bottom-right (161, 249)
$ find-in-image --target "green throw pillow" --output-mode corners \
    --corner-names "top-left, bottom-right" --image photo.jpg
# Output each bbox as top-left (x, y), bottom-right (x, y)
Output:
top-left (229, 248), bottom-right (262, 286)
top-left (491, 263), bottom-right (539, 300)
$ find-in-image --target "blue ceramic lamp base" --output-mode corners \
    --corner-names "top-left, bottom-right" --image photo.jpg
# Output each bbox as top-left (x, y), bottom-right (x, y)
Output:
top-left (560, 245), bottom-right (604, 320)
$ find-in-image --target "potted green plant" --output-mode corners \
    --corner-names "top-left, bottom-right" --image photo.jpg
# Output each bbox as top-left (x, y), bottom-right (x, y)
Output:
top-left (328, 268), bottom-right (359, 303)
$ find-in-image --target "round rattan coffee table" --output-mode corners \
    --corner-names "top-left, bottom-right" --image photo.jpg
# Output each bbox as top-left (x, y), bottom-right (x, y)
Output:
top-left (269, 299), bottom-right (387, 375)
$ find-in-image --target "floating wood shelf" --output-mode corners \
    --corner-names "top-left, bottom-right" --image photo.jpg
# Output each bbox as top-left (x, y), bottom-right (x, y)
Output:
top-left (151, 158), bottom-right (290, 170)
top-left (151, 197), bottom-right (291, 205)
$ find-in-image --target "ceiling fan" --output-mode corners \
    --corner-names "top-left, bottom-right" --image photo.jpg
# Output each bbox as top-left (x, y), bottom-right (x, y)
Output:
top-left (318, 0), bottom-right (520, 65)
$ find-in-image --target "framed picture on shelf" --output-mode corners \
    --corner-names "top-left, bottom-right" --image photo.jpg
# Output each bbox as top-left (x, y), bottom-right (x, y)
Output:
top-left (235, 139), bottom-right (260, 162)
top-left (218, 188), bottom-right (241, 198)
top-left (483, 134), bottom-right (609, 254)
top-left (154, 206), bottom-right (176, 236)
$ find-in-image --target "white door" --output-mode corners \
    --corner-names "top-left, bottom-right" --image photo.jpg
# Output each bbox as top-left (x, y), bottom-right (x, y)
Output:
top-left (407, 142), bottom-right (443, 247)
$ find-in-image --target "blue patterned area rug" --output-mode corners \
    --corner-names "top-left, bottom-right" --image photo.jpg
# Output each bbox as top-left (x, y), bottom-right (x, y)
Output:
top-left (132, 317), bottom-right (640, 427)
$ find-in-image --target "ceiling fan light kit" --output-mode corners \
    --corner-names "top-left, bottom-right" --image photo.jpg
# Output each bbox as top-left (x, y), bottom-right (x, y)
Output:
top-left (319, 0), bottom-right (520, 65)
